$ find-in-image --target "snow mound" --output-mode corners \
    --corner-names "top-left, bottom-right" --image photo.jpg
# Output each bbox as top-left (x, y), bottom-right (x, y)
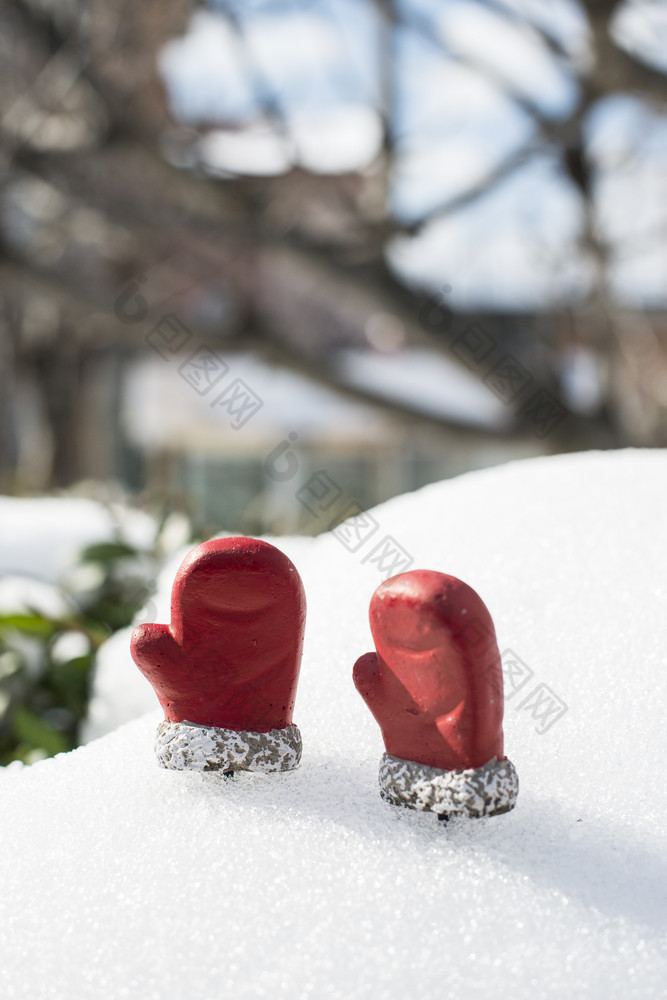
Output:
top-left (1, 449), bottom-right (666, 999)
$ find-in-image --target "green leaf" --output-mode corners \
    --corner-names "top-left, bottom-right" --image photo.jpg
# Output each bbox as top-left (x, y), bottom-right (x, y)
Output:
top-left (0, 614), bottom-right (59, 639)
top-left (47, 656), bottom-right (93, 714)
top-left (11, 705), bottom-right (69, 757)
top-left (79, 541), bottom-right (139, 563)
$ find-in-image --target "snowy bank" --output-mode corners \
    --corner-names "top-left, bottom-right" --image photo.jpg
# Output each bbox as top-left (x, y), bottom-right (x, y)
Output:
top-left (0, 496), bottom-right (155, 584)
top-left (1, 449), bottom-right (666, 999)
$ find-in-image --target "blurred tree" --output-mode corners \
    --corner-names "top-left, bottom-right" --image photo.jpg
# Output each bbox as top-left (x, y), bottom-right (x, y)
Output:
top-left (1, 0), bottom-right (666, 491)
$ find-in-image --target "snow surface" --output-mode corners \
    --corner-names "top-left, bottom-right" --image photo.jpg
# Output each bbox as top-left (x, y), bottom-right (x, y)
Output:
top-left (0, 496), bottom-right (155, 583)
top-left (2, 450), bottom-right (667, 999)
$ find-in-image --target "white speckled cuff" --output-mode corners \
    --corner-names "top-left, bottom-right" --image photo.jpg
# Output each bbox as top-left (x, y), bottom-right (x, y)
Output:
top-left (379, 753), bottom-right (518, 819)
top-left (154, 720), bottom-right (302, 773)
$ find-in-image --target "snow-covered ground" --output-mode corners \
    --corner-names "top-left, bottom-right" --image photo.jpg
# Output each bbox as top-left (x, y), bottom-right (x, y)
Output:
top-left (1, 449), bottom-right (666, 999)
top-left (0, 496), bottom-right (155, 585)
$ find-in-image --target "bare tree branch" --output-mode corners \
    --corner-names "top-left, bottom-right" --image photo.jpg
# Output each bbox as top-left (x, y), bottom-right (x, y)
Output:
top-left (0, 254), bottom-right (538, 442)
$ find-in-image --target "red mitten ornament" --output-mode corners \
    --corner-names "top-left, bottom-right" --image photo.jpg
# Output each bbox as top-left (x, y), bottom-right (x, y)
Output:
top-left (131, 537), bottom-right (306, 773)
top-left (353, 570), bottom-right (518, 819)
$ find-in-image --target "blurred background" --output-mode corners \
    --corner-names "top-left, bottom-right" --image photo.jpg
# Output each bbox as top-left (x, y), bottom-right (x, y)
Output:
top-left (1, 0), bottom-right (666, 536)
top-left (1, 0), bottom-right (666, 762)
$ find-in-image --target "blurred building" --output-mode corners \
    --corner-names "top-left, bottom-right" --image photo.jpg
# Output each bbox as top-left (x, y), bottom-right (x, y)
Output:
top-left (119, 345), bottom-right (542, 534)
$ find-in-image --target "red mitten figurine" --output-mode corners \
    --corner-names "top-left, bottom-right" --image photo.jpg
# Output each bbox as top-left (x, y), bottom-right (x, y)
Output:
top-left (131, 537), bottom-right (306, 773)
top-left (354, 570), bottom-right (518, 819)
